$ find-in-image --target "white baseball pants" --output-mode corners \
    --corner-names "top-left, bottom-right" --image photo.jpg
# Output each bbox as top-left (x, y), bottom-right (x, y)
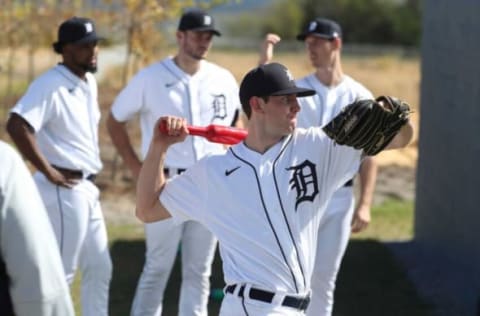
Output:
top-left (33, 172), bottom-right (112, 316)
top-left (307, 186), bottom-right (355, 316)
top-left (130, 218), bottom-right (217, 316)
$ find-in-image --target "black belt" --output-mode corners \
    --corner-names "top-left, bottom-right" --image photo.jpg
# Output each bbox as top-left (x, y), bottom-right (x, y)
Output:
top-left (344, 179), bottom-right (353, 187)
top-left (163, 167), bottom-right (186, 177)
top-left (225, 284), bottom-right (310, 311)
top-left (52, 165), bottom-right (96, 183)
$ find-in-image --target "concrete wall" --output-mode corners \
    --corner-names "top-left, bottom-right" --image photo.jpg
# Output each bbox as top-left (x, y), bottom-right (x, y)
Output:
top-left (415, 0), bottom-right (480, 312)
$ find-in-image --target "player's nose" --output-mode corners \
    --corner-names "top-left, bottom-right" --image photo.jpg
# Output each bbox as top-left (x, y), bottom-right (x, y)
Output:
top-left (291, 99), bottom-right (300, 113)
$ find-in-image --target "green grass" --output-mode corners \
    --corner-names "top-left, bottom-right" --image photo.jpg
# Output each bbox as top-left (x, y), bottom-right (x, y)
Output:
top-left (354, 199), bottom-right (415, 241)
top-left (71, 199), bottom-right (434, 315)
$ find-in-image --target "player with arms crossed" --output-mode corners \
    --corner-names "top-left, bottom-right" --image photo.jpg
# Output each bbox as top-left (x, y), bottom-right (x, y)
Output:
top-left (107, 8), bottom-right (241, 316)
top-left (6, 17), bottom-right (112, 316)
top-left (259, 18), bottom-right (377, 315)
top-left (135, 62), bottom-right (413, 315)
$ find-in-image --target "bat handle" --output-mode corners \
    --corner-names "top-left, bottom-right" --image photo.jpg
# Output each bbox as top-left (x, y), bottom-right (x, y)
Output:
top-left (159, 122), bottom-right (206, 136)
top-left (186, 126), bottom-right (208, 136)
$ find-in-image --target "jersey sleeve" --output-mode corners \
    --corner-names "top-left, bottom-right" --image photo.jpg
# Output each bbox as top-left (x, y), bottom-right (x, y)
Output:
top-left (353, 80), bottom-right (374, 100)
top-left (9, 78), bottom-right (56, 132)
top-left (159, 158), bottom-right (209, 224)
top-left (110, 69), bottom-right (147, 122)
top-left (0, 141), bottom-right (74, 315)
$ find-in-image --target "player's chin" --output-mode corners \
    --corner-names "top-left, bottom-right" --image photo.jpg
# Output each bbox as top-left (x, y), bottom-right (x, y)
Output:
top-left (82, 62), bottom-right (98, 73)
top-left (287, 121), bottom-right (297, 132)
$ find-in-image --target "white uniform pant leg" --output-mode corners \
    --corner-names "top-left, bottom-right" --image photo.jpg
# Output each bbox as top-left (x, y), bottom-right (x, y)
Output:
top-left (33, 173), bottom-right (112, 316)
top-left (307, 187), bottom-right (355, 316)
top-left (178, 221), bottom-right (217, 316)
top-left (220, 292), bottom-right (306, 316)
top-left (78, 183), bottom-right (112, 316)
top-left (130, 218), bottom-right (182, 316)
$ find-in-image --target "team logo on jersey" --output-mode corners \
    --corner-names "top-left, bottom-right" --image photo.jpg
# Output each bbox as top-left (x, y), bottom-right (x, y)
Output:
top-left (211, 94), bottom-right (227, 120)
top-left (287, 160), bottom-right (318, 211)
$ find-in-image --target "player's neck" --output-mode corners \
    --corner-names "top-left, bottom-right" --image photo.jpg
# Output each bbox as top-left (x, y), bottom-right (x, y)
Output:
top-left (243, 123), bottom-right (285, 154)
top-left (314, 60), bottom-right (344, 87)
top-left (173, 55), bottom-right (202, 75)
top-left (60, 62), bottom-right (87, 80)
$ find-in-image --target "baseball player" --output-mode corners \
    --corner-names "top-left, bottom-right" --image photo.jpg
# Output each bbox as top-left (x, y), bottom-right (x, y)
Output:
top-left (6, 17), bottom-right (112, 316)
top-left (0, 140), bottom-right (74, 316)
top-left (135, 62), bottom-right (414, 315)
top-left (259, 18), bottom-right (378, 315)
top-left (107, 9), bottom-right (241, 316)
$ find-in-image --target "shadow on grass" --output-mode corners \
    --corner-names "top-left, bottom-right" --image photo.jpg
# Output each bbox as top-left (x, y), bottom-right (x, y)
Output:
top-left (108, 239), bottom-right (433, 316)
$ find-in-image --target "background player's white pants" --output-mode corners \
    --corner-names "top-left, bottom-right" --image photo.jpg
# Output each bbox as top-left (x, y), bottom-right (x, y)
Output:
top-left (307, 186), bottom-right (355, 316)
top-left (131, 218), bottom-right (217, 316)
top-left (220, 289), bottom-right (306, 316)
top-left (33, 172), bottom-right (112, 316)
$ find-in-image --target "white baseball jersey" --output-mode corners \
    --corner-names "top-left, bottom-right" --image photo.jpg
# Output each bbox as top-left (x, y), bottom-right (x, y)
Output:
top-left (296, 74), bottom-right (373, 128)
top-left (0, 141), bottom-right (74, 316)
top-left (10, 64), bottom-right (102, 174)
top-left (160, 127), bottom-right (361, 295)
top-left (111, 57), bottom-right (240, 165)
top-left (9, 64), bottom-right (111, 316)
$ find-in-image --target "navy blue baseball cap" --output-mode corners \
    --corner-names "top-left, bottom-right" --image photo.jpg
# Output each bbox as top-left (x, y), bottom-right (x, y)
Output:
top-left (239, 63), bottom-right (316, 107)
top-left (178, 9), bottom-right (221, 36)
top-left (297, 18), bottom-right (342, 41)
top-left (53, 17), bottom-right (104, 53)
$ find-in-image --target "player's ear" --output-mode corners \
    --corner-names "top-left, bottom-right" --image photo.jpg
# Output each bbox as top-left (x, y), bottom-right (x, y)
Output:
top-left (250, 96), bottom-right (265, 114)
top-left (176, 31), bottom-right (184, 43)
top-left (332, 37), bottom-right (342, 50)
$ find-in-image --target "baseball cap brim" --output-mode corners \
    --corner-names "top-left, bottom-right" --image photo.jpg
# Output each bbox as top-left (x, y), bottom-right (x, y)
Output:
top-left (188, 26), bottom-right (221, 36)
top-left (296, 32), bottom-right (335, 41)
top-left (54, 33), bottom-right (105, 47)
top-left (270, 87), bottom-right (316, 98)
top-left (75, 33), bottom-right (106, 44)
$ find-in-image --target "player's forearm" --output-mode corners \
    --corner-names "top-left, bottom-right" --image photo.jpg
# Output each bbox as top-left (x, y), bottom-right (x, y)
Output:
top-left (107, 113), bottom-right (142, 175)
top-left (135, 141), bottom-right (171, 223)
top-left (386, 120), bottom-right (414, 150)
top-left (357, 156), bottom-right (377, 208)
top-left (6, 114), bottom-right (52, 175)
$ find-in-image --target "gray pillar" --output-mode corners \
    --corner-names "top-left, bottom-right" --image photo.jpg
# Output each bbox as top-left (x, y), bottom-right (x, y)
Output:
top-left (415, 0), bottom-right (480, 312)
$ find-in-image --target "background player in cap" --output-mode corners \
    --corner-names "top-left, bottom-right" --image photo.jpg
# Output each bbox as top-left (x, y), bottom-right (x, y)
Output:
top-left (0, 140), bottom-right (74, 316)
top-left (6, 17), bottom-right (112, 316)
top-left (259, 18), bottom-right (378, 316)
top-left (107, 8), bottom-right (241, 316)
top-left (134, 62), bottom-right (414, 315)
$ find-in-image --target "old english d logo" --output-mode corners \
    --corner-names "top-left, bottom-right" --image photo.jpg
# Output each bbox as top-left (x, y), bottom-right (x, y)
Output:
top-left (287, 160), bottom-right (319, 211)
top-left (211, 94), bottom-right (227, 120)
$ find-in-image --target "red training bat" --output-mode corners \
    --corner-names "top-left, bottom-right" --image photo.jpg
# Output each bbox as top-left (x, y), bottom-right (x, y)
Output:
top-left (160, 123), bottom-right (248, 145)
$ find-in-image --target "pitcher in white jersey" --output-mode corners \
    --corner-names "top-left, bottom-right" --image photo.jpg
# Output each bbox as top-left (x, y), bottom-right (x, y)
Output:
top-left (259, 18), bottom-right (378, 316)
top-left (107, 8), bottom-right (241, 316)
top-left (135, 62), bottom-right (414, 316)
top-left (6, 17), bottom-right (112, 316)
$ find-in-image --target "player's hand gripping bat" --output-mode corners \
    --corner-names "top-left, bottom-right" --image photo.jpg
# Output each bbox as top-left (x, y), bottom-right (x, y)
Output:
top-left (160, 123), bottom-right (247, 145)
